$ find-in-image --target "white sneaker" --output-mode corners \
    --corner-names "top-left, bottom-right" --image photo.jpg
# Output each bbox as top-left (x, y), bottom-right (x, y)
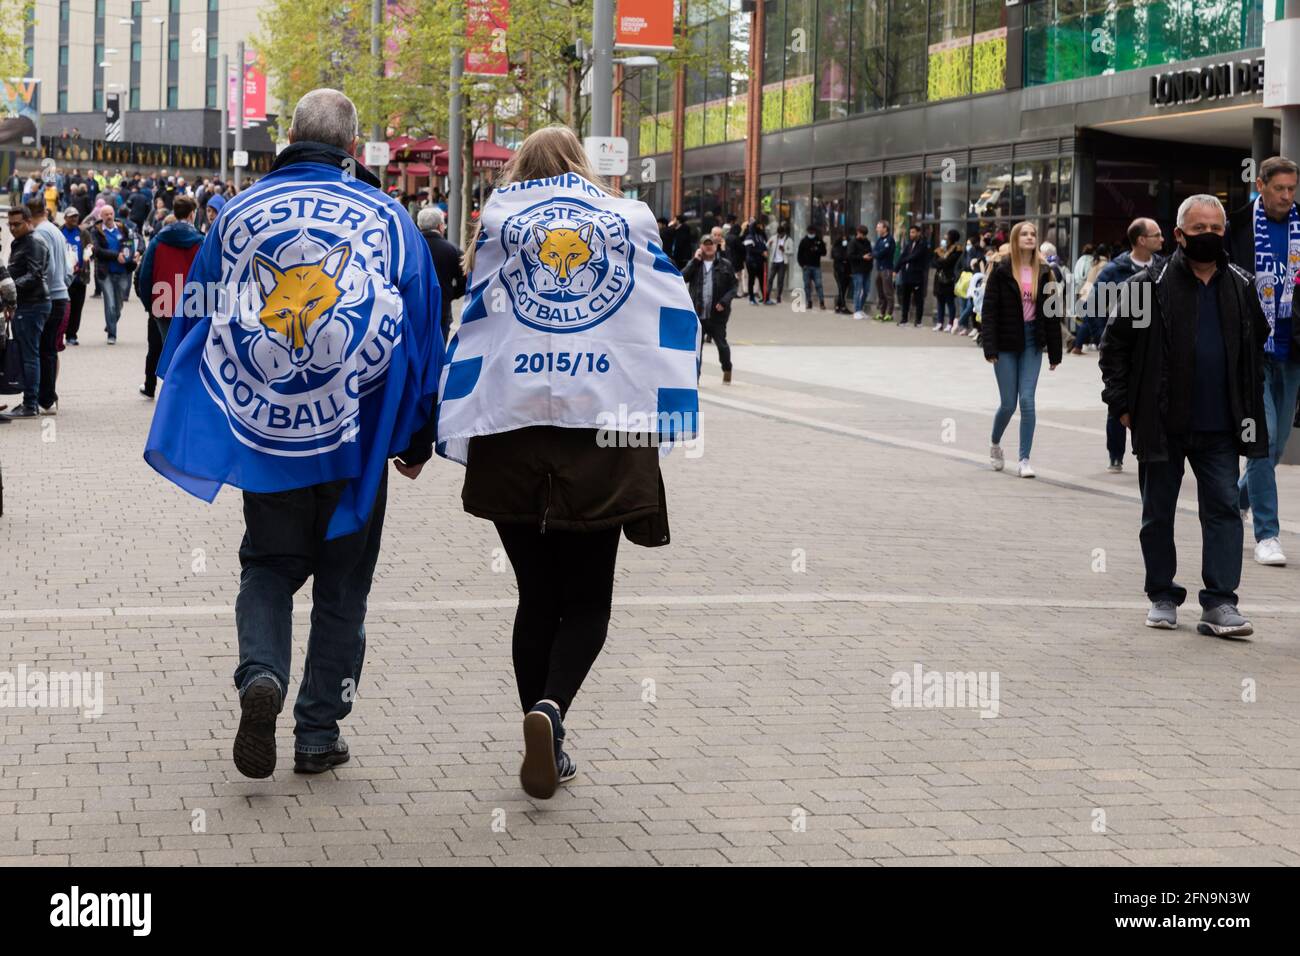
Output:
top-left (942, 324), bottom-right (951, 332)
top-left (1018, 459), bottom-right (1036, 478)
top-left (852, 311), bottom-right (866, 321)
top-left (1254, 537), bottom-right (1287, 566)
top-left (990, 444), bottom-right (1004, 472)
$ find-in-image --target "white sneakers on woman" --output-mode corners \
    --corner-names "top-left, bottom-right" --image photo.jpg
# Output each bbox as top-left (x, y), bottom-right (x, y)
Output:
top-left (1018, 459), bottom-right (1036, 479)
top-left (990, 444), bottom-right (1004, 471)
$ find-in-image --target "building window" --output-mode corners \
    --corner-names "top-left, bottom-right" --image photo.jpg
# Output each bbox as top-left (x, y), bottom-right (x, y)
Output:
top-left (132, 41), bottom-right (141, 62)
top-left (206, 83), bottom-right (217, 107)
top-left (93, 89), bottom-right (103, 111)
top-left (167, 85), bottom-right (178, 109)
top-left (170, 0), bottom-right (181, 13)
top-left (59, 0), bottom-right (69, 22)
top-left (95, 42), bottom-right (104, 63)
top-left (132, 1), bottom-right (142, 16)
top-left (209, 0), bottom-right (220, 10)
top-left (169, 38), bottom-right (179, 61)
top-left (95, 0), bottom-right (105, 17)
top-left (854, 0), bottom-right (887, 114)
top-left (24, 46), bottom-right (33, 70)
top-left (58, 89), bottom-right (68, 112)
top-left (887, 0), bottom-right (928, 108)
top-left (130, 87), bottom-right (140, 110)
top-left (208, 37), bottom-right (218, 59)
top-left (59, 45), bottom-right (69, 67)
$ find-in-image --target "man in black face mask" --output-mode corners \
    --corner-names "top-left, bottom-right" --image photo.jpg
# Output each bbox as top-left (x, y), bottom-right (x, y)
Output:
top-left (1100, 194), bottom-right (1270, 639)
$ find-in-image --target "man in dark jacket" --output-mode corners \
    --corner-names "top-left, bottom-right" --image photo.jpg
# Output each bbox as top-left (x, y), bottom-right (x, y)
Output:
top-left (668, 214), bottom-right (695, 271)
top-left (135, 194), bottom-right (204, 398)
top-left (830, 228), bottom-right (852, 314)
top-left (417, 206), bottom-right (466, 341)
top-left (871, 220), bottom-right (896, 321)
top-left (1100, 195), bottom-right (1268, 638)
top-left (1226, 156), bottom-right (1300, 568)
top-left (725, 214), bottom-right (744, 274)
top-left (796, 226), bottom-right (827, 311)
top-left (3, 205), bottom-right (51, 419)
top-left (127, 185), bottom-right (152, 232)
top-left (681, 235), bottom-right (736, 383)
top-left (895, 225), bottom-right (930, 327)
top-left (847, 225), bottom-right (874, 320)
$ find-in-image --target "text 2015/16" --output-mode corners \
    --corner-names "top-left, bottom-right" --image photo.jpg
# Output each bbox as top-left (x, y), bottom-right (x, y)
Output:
top-left (514, 352), bottom-right (611, 375)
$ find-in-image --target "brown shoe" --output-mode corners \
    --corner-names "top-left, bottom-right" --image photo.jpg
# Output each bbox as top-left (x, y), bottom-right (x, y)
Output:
top-left (723, 369), bottom-right (732, 384)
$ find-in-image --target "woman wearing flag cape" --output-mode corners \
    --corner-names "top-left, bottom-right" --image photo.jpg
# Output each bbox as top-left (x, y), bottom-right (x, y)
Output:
top-left (436, 126), bottom-right (701, 799)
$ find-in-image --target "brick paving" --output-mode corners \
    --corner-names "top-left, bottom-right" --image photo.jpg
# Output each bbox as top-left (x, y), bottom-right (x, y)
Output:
top-left (2, 292), bottom-right (1299, 866)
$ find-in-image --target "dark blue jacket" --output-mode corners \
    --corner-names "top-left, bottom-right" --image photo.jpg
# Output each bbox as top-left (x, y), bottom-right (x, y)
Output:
top-left (872, 233), bottom-right (896, 270)
top-left (895, 237), bottom-right (931, 286)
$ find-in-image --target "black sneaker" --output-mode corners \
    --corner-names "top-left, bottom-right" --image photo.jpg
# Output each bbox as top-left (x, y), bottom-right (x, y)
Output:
top-left (294, 738), bottom-right (350, 774)
top-left (232, 676), bottom-right (282, 779)
top-left (2, 405), bottom-right (39, 420)
top-left (521, 700), bottom-right (573, 799)
top-left (66, 336), bottom-right (78, 346)
top-left (139, 384), bottom-right (154, 399)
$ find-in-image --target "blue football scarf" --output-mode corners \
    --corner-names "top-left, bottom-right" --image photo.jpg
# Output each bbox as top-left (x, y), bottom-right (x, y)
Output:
top-left (143, 158), bottom-right (443, 539)
top-left (436, 172), bottom-right (700, 464)
top-left (1254, 196), bottom-right (1300, 357)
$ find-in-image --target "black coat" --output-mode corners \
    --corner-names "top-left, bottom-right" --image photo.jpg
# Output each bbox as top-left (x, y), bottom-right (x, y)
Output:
top-left (980, 258), bottom-right (1064, 366)
top-left (932, 244), bottom-right (962, 295)
top-left (681, 254), bottom-right (737, 321)
top-left (7, 233), bottom-right (49, 305)
top-left (896, 238), bottom-right (931, 286)
top-left (1100, 249), bottom-right (1270, 463)
top-left (668, 223), bottom-right (695, 267)
top-left (90, 221), bottom-right (139, 281)
top-left (726, 224), bottom-right (745, 271)
top-left (421, 229), bottom-right (465, 331)
top-left (847, 236), bottom-right (873, 275)
top-left (796, 235), bottom-right (826, 268)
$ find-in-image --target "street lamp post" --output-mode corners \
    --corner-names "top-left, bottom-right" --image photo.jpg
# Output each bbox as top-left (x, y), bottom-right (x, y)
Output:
top-left (1284, 0), bottom-right (1300, 161)
top-left (591, 0), bottom-right (614, 139)
top-left (154, 15), bottom-right (167, 139)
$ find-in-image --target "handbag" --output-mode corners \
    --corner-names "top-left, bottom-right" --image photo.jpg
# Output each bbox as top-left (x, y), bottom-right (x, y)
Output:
top-left (955, 270), bottom-right (974, 299)
top-left (1, 316), bottom-right (24, 395)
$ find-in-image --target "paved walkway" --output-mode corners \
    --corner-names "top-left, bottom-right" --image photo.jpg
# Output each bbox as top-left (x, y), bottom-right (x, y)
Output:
top-left (2, 293), bottom-right (1299, 866)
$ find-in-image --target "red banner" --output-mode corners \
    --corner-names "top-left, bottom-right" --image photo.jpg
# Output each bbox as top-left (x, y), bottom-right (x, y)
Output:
top-left (615, 0), bottom-right (675, 51)
top-left (465, 0), bottom-right (509, 77)
top-left (228, 50), bottom-right (267, 127)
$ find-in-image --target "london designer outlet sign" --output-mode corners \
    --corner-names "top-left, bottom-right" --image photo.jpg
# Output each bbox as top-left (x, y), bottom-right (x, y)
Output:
top-left (1150, 57), bottom-right (1265, 107)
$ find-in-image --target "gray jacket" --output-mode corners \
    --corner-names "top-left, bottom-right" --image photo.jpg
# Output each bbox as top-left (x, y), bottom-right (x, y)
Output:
top-left (33, 219), bottom-right (70, 300)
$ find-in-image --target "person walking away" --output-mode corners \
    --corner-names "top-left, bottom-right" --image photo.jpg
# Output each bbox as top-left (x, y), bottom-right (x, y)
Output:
top-left (416, 206), bottom-right (466, 343)
top-left (895, 225), bottom-right (930, 328)
top-left (25, 200), bottom-right (70, 415)
top-left (142, 88), bottom-right (444, 778)
top-left (668, 214), bottom-right (695, 271)
top-left (134, 194), bottom-right (202, 399)
top-left (848, 225), bottom-right (874, 320)
top-left (871, 220), bottom-right (896, 321)
top-left (1093, 220), bottom-right (1164, 471)
top-left (2, 205), bottom-right (51, 420)
top-left (831, 226), bottom-right (852, 314)
top-left (1100, 194), bottom-right (1267, 638)
top-left (90, 206), bottom-right (135, 343)
top-left (436, 126), bottom-right (700, 800)
top-left (684, 234), bottom-right (736, 382)
top-left (932, 229), bottom-right (962, 332)
top-left (1227, 156), bottom-right (1300, 567)
top-left (765, 221), bottom-right (793, 305)
top-left (742, 220), bottom-right (768, 304)
top-left (60, 207), bottom-right (90, 346)
top-left (797, 225), bottom-right (827, 311)
top-left (982, 221), bottom-right (1062, 477)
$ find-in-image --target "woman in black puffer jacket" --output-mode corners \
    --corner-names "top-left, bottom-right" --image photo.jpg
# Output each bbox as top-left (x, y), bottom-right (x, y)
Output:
top-left (981, 221), bottom-right (1063, 478)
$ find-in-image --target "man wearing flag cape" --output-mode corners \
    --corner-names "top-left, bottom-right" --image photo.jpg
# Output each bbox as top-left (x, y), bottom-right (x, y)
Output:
top-left (143, 89), bottom-right (444, 778)
top-left (436, 126), bottom-right (701, 799)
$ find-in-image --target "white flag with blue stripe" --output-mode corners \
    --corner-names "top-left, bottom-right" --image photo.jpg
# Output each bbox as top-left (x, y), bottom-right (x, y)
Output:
top-left (436, 172), bottom-right (701, 464)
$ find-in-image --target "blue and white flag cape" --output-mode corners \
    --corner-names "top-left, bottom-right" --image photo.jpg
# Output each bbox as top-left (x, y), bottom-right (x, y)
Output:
top-left (144, 155), bottom-right (443, 539)
top-left (436, 172), bottom-right (701, 464)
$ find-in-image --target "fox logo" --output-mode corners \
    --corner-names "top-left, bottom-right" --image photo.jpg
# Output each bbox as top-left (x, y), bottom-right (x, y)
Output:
top-left (249, 242), bottom-right (351, 383)
top-left (532, 222), bottom-right (595, 289)
top-left (248, 243), bottom-right (348, 382)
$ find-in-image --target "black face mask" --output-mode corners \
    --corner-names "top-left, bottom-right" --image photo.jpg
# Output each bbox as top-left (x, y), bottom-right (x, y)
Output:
top-left (1180, 231), bottom-right (1223, 263)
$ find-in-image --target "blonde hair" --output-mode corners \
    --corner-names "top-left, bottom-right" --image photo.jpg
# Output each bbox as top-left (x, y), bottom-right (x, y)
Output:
top-left (1007, 221), bottom-right (1045, 300)
top-left (462, 126), bottom-right (615, 274)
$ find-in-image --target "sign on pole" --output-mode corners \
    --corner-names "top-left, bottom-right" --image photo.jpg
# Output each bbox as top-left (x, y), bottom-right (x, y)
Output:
top-left (583, 136), bottom-right (629, 176)
top-left (1264, 18), bottom-right (1300, 108)
top-left (231, 149), bottom-right (249, 168)
top-left (364, 141), bottom-right (391, 167)
top-left (614, 0), bottom-right (675, 51)
top-left (465, 0), bottom-right (510, 76)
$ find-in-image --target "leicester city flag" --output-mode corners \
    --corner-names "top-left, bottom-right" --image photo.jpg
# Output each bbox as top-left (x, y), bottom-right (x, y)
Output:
top-left (436, 172), bottom-right (701, 464)
top-left (144, 151), bottom-right (443, 539)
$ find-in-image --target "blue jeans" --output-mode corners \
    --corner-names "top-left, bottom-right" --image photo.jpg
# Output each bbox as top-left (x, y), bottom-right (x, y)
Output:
top-left (851, 272), bottom-right (868, 312)
top-left (233, 473), bottom-right (388, 753)
top-left (1141, 430), bottom-right (1242, 609)
top-left (990, 329), bottom-right (1043, 461)
top-left (802, 265), bottom-right (825, 307)
top-left (1107, 413), bottom-right (1129, 464)
top-left (12, 301), bottom-right (50, 410)
top-left (1237, 356), bottom-right (1300, 541)
top-left (935, 291), bottom-right (956, 327)
top-left (958, 296), bottom-right (975, 328)
top-left (101, 270), bottom-right (131, 337)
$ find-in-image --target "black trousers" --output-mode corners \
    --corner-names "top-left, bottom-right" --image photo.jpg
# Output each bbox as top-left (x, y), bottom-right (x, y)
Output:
top-left (833, 265), bottom-right (851, 310)
top-left (143, 316), bottom-right (169, 396)
top-left (746, 262), bottom-right (765, 301)
top-left (66, 280), bottom-right (86, 340)
top-left (699, 313), bottom-right (731, 373)
top-left (495, 523), bottom-right (621, 717)
top-left (1138, 430), bottom-right (1241, 609)
top-left (899, 282), bottom-right (924, 325)
top-left (38, 299), bottom-right (68, 409)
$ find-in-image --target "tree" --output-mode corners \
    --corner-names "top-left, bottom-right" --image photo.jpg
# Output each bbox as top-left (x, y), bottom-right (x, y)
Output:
top-left (0, 1), bottom-right (33, 84)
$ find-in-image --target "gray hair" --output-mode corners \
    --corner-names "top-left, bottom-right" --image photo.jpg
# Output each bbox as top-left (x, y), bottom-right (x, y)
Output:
top-left (1176, 194), bottom-right (1226, 229)
top-left (289, 88), bottom-right (358, 152)
top-left (417, 206), bottom-right (444, 232)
